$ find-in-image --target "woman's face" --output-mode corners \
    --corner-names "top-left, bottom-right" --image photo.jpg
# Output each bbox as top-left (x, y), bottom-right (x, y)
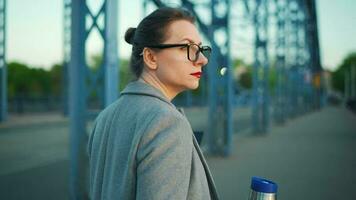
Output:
top-left (154, 20), bottom-right (208, 94)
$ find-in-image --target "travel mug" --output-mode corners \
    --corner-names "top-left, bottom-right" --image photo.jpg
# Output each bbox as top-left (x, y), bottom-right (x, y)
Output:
top-left (248, 177), bottom-right (278, 200)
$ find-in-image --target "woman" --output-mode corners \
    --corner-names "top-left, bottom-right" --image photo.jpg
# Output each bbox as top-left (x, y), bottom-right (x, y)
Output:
top-left (88, 7), bottom-right (219, 200)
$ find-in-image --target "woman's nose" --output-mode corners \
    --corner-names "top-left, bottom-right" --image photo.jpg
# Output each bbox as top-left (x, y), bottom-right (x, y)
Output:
top-left (195, 52), bottom-right (208, 66)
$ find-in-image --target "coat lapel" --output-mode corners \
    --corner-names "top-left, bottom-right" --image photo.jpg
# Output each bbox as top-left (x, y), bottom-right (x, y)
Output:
top-left (192, 133), bottom-right (220, 200)
top-left (178, 107), bottom-right (220, 200)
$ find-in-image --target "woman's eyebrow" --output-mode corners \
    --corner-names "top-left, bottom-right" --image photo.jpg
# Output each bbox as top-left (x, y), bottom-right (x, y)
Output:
top-left (180, 38), bottom-right (202, 45)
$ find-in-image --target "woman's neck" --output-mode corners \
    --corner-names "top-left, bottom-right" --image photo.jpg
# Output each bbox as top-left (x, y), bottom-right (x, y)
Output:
top-left (138, 73), bottom-right (178, 101)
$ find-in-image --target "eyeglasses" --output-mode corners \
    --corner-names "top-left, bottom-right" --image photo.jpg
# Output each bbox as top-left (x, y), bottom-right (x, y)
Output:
top-left (144, 43), bottom-right (212, 63)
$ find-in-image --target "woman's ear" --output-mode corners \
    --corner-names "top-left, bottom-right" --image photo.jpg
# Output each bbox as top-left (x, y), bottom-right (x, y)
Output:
top-left (142, 48), bottom-right (158, 70)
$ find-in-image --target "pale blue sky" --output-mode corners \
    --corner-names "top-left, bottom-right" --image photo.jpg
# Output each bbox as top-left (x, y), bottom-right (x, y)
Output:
top-left (7, 0), bottom-right (356, 71)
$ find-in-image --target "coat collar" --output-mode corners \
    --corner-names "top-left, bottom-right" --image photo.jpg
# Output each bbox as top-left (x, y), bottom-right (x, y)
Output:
top-left (120, 80), bottom-right (176, 108)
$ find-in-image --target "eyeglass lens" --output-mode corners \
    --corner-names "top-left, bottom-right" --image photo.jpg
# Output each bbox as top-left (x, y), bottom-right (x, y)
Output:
top-left (188, 44), bottom-right (211, 62)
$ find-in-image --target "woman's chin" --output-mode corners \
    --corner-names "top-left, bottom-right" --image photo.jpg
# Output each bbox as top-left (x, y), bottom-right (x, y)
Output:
top-left (180, 80), bottom-right (200, 91)
top-left (188, 81), bottom-right (199, 90)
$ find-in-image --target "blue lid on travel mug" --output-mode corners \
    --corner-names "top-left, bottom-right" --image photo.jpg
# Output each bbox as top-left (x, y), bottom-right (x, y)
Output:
top-left (251, 177), bottom-right (278, 193)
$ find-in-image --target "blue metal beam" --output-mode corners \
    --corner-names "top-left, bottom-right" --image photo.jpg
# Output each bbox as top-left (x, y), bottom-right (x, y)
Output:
top-left (0, 0), bottom-right (6, 122)
top-left (304, 0), bottom-right (321, 73)
top-left (184, 0), bottom-right (233, 156)
top-left (69, 0), bottom-right (119, 198)
top-left (300, 1), bottom-right (313, 113)
top-left (288, 0), bottom-right (300, 118)
top-left (104, 0), bottom-right (119, 106)
top-left (252, 0), bottom-right (270, 133)
top-left (295, 0), bottom-right (304, 116)
top-left (62, 0), bottom-right (71, 116)
top-left (285, 0), bottom-right (311, 117)
top-left (274, 0), bottom-right (287, 124)
top-left (304, 0), bottom-right (324, 109)
top-left (69, 0), bottom-right (87, 199)
top-left (281, 0), bottom-right (305, 118)
top-left (296, 0), bottom-right (310, 114)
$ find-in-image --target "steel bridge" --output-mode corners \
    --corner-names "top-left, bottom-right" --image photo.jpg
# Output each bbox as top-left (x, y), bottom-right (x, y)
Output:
top-left (0, 0), bottom-right (326, 199)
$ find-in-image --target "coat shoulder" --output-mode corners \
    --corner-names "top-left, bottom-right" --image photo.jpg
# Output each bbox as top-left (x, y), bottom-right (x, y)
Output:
top-left (101, 93), bottom-right (186, 122)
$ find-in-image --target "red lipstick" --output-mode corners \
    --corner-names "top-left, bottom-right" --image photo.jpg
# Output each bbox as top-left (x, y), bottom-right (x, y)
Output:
top-left (190, 72), bottom-right (202, 78)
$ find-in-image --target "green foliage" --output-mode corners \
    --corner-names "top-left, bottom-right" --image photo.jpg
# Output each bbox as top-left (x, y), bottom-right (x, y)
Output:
top-left (7, 62), bottom-right (29, 97)
top-left (7, 62), bottom-right (53, 98)
top-left (238, 68), bottom-right (252, 89)
top-left (6, 58), bottom-right (135, 99)
top-left (231, 58), bottom-right (278, 91)
top-left (232, 58), bottom-right (252, 89)
top-left (268, 63), bottom-right (277, 90)
top-left (233, 58), bottom-right (247, 69)
top-left (49, 64), bottom-right (63, 97)
top-left (119, 58), bottom-right (134, 91)
top-left (331, 52), bottom-right (356, 93)
top-left (89, 54), bottom-right (102, 72)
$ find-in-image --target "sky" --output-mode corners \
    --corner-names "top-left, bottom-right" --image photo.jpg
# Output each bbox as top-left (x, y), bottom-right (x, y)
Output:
top-left (6, 0), bottom-right (356, 71)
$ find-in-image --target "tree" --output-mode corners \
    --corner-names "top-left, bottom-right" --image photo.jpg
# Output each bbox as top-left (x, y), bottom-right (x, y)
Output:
top-left (49, 63), bottom-right (63, 97)
top-left (331, 52), bottom-right (356, 93)
top-left (7, 62), bottom-right (33, 98)
top-left (232, 58), bottom-right (252, 90)
top-left (7, 62), bottom-right (54, 98)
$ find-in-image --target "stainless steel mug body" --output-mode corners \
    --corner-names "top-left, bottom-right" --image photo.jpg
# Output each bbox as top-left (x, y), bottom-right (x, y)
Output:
top-left (248, 190), bottom-right (276, 200)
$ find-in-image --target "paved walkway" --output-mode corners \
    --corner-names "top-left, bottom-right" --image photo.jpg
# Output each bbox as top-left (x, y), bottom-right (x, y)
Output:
top-left (207, 106), bottom-right (356, 199)
top-left (0, 106), bottom-right (355, 199)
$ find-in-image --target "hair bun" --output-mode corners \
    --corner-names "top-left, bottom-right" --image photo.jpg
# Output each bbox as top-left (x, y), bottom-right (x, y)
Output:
top-left (124, 27), bottom-right (136, 45)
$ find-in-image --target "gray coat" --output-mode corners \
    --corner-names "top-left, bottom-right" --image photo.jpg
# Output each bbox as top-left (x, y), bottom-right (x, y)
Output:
top-left (88, 81), bottom-right (219, 200)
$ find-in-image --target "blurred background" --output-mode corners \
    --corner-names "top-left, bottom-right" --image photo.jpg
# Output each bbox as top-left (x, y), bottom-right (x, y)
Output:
top-left (0, 0), bottom-right (355, 199)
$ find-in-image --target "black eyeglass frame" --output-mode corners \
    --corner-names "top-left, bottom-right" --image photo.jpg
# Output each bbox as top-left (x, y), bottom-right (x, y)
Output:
top-left (144, 43), bottom-right (212, 62)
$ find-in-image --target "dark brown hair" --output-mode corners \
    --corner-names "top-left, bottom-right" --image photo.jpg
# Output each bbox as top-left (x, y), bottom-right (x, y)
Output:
top-left (124, 7), bottom-right (195, 78)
